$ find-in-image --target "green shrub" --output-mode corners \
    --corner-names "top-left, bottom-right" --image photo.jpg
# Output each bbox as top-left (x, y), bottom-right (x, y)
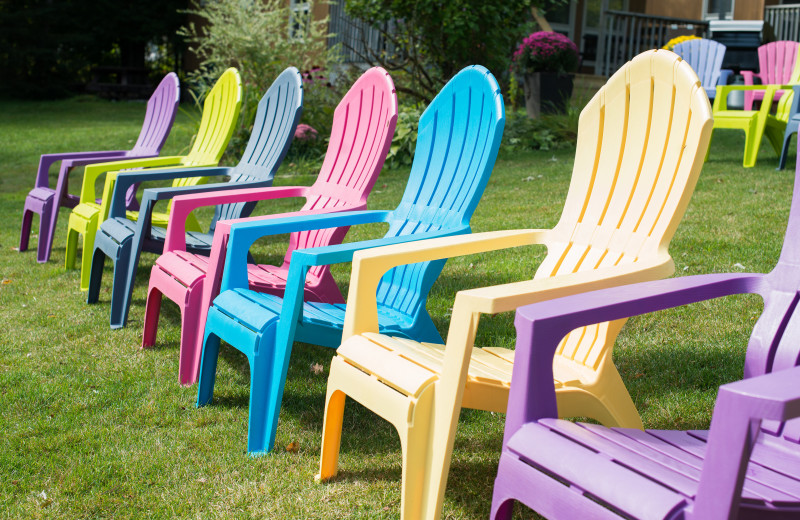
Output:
top-left (179, 0), bottom-right (342, 163)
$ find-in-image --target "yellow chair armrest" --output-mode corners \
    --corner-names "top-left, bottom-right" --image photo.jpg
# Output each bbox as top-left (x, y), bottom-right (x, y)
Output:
top-left (79, 155), bottom-right (185, 204)
top-left (342, 229), bottom-right (551, 339)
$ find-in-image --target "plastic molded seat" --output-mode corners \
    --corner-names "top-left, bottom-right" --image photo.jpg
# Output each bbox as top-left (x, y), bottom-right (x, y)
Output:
top-left (490, 142), bottom-right (800, 519)
top-left (19, 72), bottom-right (179, 263)
top-left (741, 40), bottom-right (799, 110)
top-left (195, 65), bottom-right (505, 460)
top-left (64, 68), bottom-right (242, 291)
top-left (86, 67), bottom-right (303, 330)
top-left (673, 38), bottom-right (731, 101)
top-left (142, 67), bottom-right (397, 385)
top-left (316, 49), bottom-right (713, 520)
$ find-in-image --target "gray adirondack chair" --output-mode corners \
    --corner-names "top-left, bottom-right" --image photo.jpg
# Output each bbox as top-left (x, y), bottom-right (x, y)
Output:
top-left (86, 67), bottom-right (303, 329)
top-left (491, 141), bottom-right (800, 519)
top-left (19, 72), bottom-right (179, 263)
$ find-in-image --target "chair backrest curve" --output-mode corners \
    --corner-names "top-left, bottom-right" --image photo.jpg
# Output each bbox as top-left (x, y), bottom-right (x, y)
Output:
top-left (210, 67), bottom-right (304, 229)
top-left (673, 38), bottom-right (726, 92)
top-left (129, 72), bottom-right (180, 156)
top-left (375, 65), bottom-right (506, 322)
top-left (539, 49), bottom-right (713, 369)
top-left (277, 67), bottom-right (398, 280)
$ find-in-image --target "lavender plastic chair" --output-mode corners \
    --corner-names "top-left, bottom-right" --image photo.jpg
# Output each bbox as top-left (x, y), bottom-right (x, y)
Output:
top-left (19, 73), bottom-right (179, 263)
top-left (490, 141), bottom-right (800, 519)
top-left (672, 38), bottom-right (732, 101)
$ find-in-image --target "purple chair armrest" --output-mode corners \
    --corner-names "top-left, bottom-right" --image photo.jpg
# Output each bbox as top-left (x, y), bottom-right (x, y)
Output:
top-left (35, 150), bottom-right (129, 187)
top-left (504, 273), bottom-right (767, 442)
top-left (692, 366), bottom-right (800, 519)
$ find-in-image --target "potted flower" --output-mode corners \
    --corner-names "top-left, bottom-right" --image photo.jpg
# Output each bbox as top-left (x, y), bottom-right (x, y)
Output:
top-left (512, 31), bottom-right (580, 118)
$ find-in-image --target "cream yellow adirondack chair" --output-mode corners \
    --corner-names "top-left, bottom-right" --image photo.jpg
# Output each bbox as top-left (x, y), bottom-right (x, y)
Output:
top-left (65, 68), bottom-right (242, 291)
top-left (317, 50), bottom-right (713, 520)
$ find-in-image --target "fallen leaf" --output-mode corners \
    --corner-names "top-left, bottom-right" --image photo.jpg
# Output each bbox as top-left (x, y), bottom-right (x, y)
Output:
top-left (522, 176), bottom-right (536, 182)
top-left (733, 262), bottom-right (746, 270)
top-left (1, 279), bottom-right (11, 284)
top-left (286, 441), bottom-right (300, 453)
top-left (11, 247), bottom-right (19, 252)
top-left (197, 477), bottom-right (207, 483)
top-left (310, 363), bottom-right (324, 375)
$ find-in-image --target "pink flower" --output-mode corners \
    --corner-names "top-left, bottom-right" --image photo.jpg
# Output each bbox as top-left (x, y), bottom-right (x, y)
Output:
top-left (295, 124), bottom-right (318, 141)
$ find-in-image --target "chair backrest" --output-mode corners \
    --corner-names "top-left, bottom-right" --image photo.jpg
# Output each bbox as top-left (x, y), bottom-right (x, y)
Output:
top-left (539, 49), bottom-right (713, 372)
top-left (374, 65), bottom-right (505, 321)
top-left (181, 67), bottom-right (243, 169)
top-left (757, 40), bottom-right (799, 84)
top-left (277, 67), bottom-right (398, 278)
top-left (210, 67), bottom-right (304, 230)
top-left (673, 38), bottom-right (726, 91)
top-left (129, 72), bottom-right (181, 156)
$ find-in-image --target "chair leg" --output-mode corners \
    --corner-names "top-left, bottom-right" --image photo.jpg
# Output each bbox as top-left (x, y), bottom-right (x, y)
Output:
top-left (742, 119), bottom-right (764, 168)
top-left (177, 283), bottom-right (205, 385)
top-left (35, 203), bottom-right (54, 264)
top-left (490, 464), bottom-right (517, 520)
top-left (196, 331), bottom-right (222, 407)
top-left (19, 206), bottom-right (34, 253)
top-left (142, 280), bottom-right (163, 348)
top-left (317, 383), bottom-right (348, 481)
top-left (779, 131), bottom-right (795, 171)
top-left (109, 244), bottom-right (132, 329)
top-left (79, 218), bottom-right (98, 292)
top-left (86, 246), bottom-right (107, 304)
top-left (246, 343), bottom-right (278, 455)
top-left (65, 225), bottom-right (79, 270)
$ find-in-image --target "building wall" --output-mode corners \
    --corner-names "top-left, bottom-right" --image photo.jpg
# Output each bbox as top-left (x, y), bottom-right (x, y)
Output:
top-left (735, 0), bottom-right (766, 20)
top-left (643, 0), bottom-right (703, 20)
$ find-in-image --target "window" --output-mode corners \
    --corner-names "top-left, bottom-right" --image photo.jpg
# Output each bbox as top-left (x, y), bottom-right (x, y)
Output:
top-left (704, 0), bottom-right (735, 20)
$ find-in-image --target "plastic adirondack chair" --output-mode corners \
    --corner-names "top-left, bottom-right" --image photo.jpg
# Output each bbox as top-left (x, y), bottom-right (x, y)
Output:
top-left (741, 40), bottom-right (799, 111)
top-left (710, 70), bottom-right (798, 168)
top-left (65, 68), bottom-right (242, 292)
top-left (489, 146), bottom-right (800, 520)
top-left (673, 38), bottom-right (732, 101)
top-left (778, 85), bottom-right (800, 170)
top-left (85, 68), bottom-right (303, 330)
top-left (19, 72), bottom-right (180, 263)
top-left (195, 65), bottom-right (505, 457)
top-left (316, 49), bottom-right (713, 520)
top-left (142, 67), bottom-right (397, 385)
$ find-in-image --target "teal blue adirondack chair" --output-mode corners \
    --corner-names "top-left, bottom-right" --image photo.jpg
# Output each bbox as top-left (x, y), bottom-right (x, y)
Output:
top-left (196, 65), bottom-right (506, 454)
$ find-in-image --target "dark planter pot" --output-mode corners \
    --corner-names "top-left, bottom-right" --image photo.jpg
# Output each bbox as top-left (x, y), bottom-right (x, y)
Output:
top-left (522, 72), bottom-right (574, 118)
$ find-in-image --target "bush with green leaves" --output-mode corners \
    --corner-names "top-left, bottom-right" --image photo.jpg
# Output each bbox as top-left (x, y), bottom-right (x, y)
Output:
top-left (179, 0), bottom-right (341, 162)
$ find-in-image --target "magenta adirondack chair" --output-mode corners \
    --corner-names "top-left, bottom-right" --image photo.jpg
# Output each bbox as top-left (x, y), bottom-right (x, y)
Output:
top-left (141, 67), bottom-right (397, 385)
top-left (490, 141), bottom-right (800, 519)
top-left (19, 73), bottom-right (179, 263)
top-left (741, 40), bottom-right (799, 110)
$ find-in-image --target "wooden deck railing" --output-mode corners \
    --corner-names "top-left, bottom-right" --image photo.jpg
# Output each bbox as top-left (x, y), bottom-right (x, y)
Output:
top-left (596, 10), bottom-right (709, 76)
top-left (765, 4), bottom-right (800, 42)
top-left (327, 1), bottom-right (396, 64)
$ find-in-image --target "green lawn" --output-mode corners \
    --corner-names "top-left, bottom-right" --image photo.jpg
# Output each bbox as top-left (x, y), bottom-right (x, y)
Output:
top-left (0, 97), bottom-right (794, 519)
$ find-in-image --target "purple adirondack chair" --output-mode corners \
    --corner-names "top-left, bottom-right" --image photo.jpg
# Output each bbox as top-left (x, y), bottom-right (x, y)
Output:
top-left (19, 72), bottom-right (180, 263)
top-left (741, 40), bottom-right (798, 111)
top-left (490, 141), bottom-right (800, 519)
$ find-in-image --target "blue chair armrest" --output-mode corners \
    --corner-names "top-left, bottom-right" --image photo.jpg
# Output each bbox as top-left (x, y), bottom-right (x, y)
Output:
top-left (718, 69), bottom-right (734, 86)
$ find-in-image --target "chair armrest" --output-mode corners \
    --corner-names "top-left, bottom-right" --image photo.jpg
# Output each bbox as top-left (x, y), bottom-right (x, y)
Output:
top-left (718, 69), bottom-right (734, 86)
top-left (220, 209), bottom-right (391, 292)
top-left (290, 226), bottom-right (471, 269)
top-left (692, 366), bottom-right (800, 518)
top-left (35, 150), bottom-right (128, 187)
top-left (503, 272), bottom-right (766, 438)
top-left (340, 229), bottom-right (548, 339)
top-left (108, 166), bottom-right (233, 219)
top-left (713, 84), bottom-right (789, 112)
top-left (78, 155), bottom-right (185, 205)
top-left (740, 70), bottom-right (759, 85)
top-left (163, 185), bottom-right (314, 252)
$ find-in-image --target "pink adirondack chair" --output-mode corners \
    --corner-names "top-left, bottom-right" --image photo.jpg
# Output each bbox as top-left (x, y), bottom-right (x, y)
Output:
top-left (741, 40), bottom-right (799, 111)
top-left (141, 67), bottom-right (398, 385)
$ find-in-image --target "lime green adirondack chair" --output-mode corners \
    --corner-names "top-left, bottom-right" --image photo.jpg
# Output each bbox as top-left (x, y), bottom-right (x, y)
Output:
top-left (65, 68), bottom-right (242, 291)
top-left (710, 52), bottom-right (800, 168)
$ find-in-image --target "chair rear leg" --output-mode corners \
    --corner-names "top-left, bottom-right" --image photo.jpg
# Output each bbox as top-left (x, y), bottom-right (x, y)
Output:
top-left (196, 331), bottom-right (222, 406)
top-left (779, 130), bottom-right (796, 170)
top-left (317, 378), bottom-right (348, 481)
top-left (65, 226), bottom-right (79, 270)
top-left (86, 247), bottom-right (107, 304)
top-left (246, 346), bottom-right (279, 455)
top-left (109, 248), bottom-right (132, 329)
top-left (19, 206), bottom-right (34, 252)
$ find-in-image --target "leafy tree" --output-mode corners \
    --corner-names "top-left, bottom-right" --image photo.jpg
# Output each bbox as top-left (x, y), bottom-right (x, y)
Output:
top-left (343, 0), bottom-right (562, 102)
